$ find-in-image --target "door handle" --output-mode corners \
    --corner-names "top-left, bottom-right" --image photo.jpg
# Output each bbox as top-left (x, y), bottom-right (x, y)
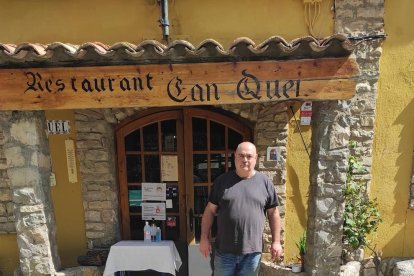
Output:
top-left (189, 208), bottom-right (194, 232)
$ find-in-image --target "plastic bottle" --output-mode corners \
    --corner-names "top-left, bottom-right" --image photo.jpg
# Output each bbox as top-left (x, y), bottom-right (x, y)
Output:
top-left (143, 221), bottom-right (151, 242)
top-left (155, 227), bottom-right (161, 242)
top-left (150, 222), bottom-right (156, 241)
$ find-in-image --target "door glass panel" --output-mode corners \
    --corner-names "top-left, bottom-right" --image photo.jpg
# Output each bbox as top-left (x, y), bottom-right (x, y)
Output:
top-left (194, 186), bottom-right (209, 215)
top-left (166, 217), bottom-right (180, 240)
top-left (128, 186), bottom-right (142, 213)
top-left (130, 215), bottom-right (144, 240)
top-left (126, 155), bottom-right (142, 182)
top-left (162, 120), bottom-right (177, 152)
top-left (211, 153), bottom-right (226, 181)
top-left (144, 155), bottom-right (160, 182)
top-left (194, 217), bottom-right (202, 242)
top-left (228, 153), bottom-right (236, 171)
top-left (193, 154), bottom-right (208, 183)
top-left (125, 130), bottom-right (141, 151)
top-left (143, 123), bottom-right (158, 151)
top-left (228, 128), bottom-right (244, 151)
top-left (210, 121), bottom-right (225, 150)
top-left (192, 118), bottom-right (207, 151)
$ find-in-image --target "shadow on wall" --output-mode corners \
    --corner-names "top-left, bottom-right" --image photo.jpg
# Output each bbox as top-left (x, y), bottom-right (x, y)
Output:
top-left (393, 87), bottom-right (414, 221)
top-left (287, 164), bottom-right (307, 228)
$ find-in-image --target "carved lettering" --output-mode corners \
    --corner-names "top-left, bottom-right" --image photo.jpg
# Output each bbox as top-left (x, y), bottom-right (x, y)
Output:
top-left (24, 72), bottom-right (43, 92)
top-left (81, 79), bottom-right (93, 92)
top-left (71, 78), bottom-right (78, 92)
top-left (237, 70), bottom-right (261, 100)
top-left (282, 80), bottom-right (300, 98)
top-left (266, 80), bottom-right (280, 99)
top-left (167, 77), bottom-right (186, 102)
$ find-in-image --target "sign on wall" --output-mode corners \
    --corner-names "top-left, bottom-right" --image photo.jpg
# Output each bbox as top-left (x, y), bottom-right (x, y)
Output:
top-left (47, 120), bottom-right (70, 134)
top-left (0, 57), bottom-right (359, 110)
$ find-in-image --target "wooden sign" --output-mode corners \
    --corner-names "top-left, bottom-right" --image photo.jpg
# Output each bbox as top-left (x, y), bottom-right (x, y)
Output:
top-left (0, 57), bottom-right (358, 110)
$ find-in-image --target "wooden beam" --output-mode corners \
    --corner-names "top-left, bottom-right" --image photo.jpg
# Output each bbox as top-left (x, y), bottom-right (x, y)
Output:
top-left (0, 57), bottom-right (359, 110)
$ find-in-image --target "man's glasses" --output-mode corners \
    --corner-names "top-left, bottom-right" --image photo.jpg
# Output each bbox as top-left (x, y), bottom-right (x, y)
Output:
top-left (237, 154), bottom-right (255, 160)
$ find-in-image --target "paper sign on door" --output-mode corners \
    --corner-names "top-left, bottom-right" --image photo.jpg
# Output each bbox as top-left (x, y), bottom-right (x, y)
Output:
top-left (141, 203), bottom-right (166, 221)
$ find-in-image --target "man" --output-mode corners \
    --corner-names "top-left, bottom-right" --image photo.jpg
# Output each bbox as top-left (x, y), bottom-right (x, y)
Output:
top-left (199, 142), bottom-right (283, 276)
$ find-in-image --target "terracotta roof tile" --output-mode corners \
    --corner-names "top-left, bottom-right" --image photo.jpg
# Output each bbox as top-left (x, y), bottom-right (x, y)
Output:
top-left (0, 34), bottom-right (356, 68)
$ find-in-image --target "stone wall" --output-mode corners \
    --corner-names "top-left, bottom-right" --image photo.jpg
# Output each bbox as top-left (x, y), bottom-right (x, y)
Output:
top-left (3, 111), bottom-right (60, 275)
top-left (76, 104), bottom-right (289, 258)
top-left (0, 112), bottom-right (15, 233)
top-left (75, 109), bottom-right (121, 249)
top-left (303, 0), bottom-right (385, 275)
top-left (305, 100), bottom-right (351, 275)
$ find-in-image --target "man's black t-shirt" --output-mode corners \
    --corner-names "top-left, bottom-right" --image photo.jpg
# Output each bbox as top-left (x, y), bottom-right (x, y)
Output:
top-left (208, 171), bottom-right (279, 254)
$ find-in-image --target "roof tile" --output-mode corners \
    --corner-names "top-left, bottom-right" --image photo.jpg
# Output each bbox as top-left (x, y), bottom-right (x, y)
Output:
top-left (0, 34), bottom-right (356, 68)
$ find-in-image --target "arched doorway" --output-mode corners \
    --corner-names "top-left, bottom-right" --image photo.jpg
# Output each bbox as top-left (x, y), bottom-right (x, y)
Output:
top-left (116, 107), bottom-right (251, 273)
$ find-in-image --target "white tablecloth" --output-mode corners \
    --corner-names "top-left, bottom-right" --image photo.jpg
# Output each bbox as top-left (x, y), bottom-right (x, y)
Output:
top-left (103, 240), bottom-right (182, 276)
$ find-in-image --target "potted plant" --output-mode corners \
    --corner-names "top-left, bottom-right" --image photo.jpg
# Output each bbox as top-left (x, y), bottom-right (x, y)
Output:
top-left (295, 231), bottom-right (307, 272)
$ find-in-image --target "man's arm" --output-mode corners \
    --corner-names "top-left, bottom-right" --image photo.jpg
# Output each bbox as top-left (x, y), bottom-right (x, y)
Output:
top-left (267, 206), bottom-right (283, 260)
top-left (199, 202), bottom-right (218, 257)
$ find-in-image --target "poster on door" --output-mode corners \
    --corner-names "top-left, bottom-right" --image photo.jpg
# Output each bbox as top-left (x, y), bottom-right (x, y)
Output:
top-left (141, 202), bottom-right (166, 221)
top-left (142, 183), bottom-right (166, 201)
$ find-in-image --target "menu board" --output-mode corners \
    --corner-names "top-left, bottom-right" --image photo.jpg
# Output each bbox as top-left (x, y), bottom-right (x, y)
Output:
top-left (161, 155), bottom-right (178, 182)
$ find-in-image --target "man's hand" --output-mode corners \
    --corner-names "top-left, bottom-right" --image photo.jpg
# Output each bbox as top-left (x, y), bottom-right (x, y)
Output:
top-left (270, 241), bottom-right (283, 260)
top-left (199, 237), bottom-right (211, 257)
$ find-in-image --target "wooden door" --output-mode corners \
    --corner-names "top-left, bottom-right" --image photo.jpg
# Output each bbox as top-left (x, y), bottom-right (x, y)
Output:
top-left (116, 108), bottom-right (251, 243)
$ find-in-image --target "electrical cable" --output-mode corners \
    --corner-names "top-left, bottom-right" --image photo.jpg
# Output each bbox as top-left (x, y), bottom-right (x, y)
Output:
top-left (289, 105), bottom-right (310, 158)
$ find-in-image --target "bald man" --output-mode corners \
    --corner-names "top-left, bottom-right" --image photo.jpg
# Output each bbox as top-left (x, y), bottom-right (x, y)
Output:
top-left (200, 142), bottom-right (282, 276)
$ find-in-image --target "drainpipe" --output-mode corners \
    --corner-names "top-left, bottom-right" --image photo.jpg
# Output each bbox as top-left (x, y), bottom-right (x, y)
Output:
top-left (159, 0), bottom-right (170, 42)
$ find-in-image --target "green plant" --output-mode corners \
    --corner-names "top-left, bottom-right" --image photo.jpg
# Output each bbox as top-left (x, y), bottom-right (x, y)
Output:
top-left (343, 141), bottom-right (382, 250)
top-left (296, 231), bottom-right (307, 255)
top-left (295, 231), bottom-right (307, 270)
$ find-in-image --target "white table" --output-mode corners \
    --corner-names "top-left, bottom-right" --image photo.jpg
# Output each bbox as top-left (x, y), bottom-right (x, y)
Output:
top-left (103, 240), bottom-right (182, 276)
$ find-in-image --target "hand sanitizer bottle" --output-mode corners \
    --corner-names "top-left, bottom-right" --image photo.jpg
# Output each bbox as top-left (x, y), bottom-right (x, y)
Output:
top-left (151, 222), bottom-right (156, 241)
top-left (144, 221), bottom-right (151, 242)
top-left (156, 227), bottom-right (161, 242)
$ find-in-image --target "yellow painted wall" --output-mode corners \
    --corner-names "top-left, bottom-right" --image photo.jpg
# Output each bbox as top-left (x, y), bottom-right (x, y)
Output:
top-left (371, 0), bottom-right (414, 257)
top-left (285, 103), bottom-right (312, 262)
top-left (45, 110), bottom-right (87, 268)
top-left (0, 0), bottom-right (333, 46)
top-left (0, 234), bottom-right (19, 275)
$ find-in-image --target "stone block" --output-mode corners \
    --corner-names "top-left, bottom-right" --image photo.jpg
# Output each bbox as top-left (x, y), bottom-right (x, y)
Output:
top-left (101, 210), bottom-right (116, 223)
top-left (84, 150), bottom-right (108, 161)
top-left (84, 191), bottom-right (106, 201)
top-left (76, 121), bottom-right (107, 133)
top-left (10, 121), bottom-right (39, 146)
top-left (357, 7), bottom-right (384, 19)
top-left (340, 261), bottom-right (361, 276)
top-left (76, 140), bottom-right (103, 149)
top-left (0, 189), bottom-right (11, 202)
top-left (8, 168), bottom-right (41, 188)
top-left (30, 152), bottom-right (51, 170)
top-left (89, 201), bottom-right (113, 210)
top-left (86, 231), bottom-right (105, 239)
top-left (85, 211), bottom-right (101, 222)
top-left (4, 146), bottom-right (26, 167)
top-left (13, 187), bottom-right (42, 204)
top-left (393, 259), bottom-right (414, 276)
top-left (316, 198), bottom-right (335, 217)
top-left (55, 266), bottom-right (103, 276)
top-left (85, 223), bottom-right (106, 231)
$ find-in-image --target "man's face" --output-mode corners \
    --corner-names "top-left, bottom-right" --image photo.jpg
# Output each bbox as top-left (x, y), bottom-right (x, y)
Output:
top-left (235, 142), bottom-right (257, 177)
